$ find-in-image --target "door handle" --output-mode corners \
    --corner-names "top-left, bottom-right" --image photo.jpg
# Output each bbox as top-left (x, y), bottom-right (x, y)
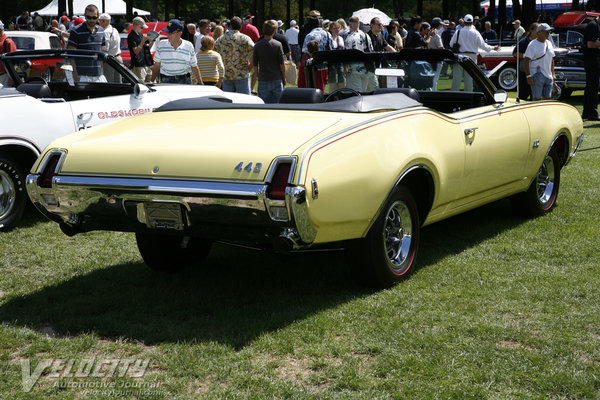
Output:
top-left (464, 127), bottom-right (478, 136)
top-left (464, 127), bottom-right (478, 145)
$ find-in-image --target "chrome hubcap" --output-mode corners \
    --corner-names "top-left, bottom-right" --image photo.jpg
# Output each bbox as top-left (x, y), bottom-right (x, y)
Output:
top-left (383, 200), bottom-right (413, 271)
top-left (536, 154), bottom-right (555, 205)
top-left (500, 69), bottom-right (517, 89)
top-left (0, 170), bottom-right (16, 221)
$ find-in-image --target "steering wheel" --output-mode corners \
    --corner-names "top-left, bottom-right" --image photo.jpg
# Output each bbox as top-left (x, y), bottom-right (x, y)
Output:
top-left (324, 87), bottom-right (361, 102)
top-left (25, 76), bottom-right (48, 85)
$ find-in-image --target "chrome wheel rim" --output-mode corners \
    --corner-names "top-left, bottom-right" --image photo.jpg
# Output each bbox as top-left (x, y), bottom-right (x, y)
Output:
top-left (536, 154), bottom-right (555, 206)
top-left (383, 200), bottom-right (413, 272)
top-left (499, 68), bottom-right (517, 90)
top-left (0, 170), bottom-right (16, 221)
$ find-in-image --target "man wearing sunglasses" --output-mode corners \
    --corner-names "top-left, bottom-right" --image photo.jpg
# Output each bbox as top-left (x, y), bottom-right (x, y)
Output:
top-left (67, 4), bottom-right (107, 82)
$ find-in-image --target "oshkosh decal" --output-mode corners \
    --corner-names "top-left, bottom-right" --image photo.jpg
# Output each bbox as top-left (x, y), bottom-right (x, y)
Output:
top-left (98, 108), bottom-right (155, 120)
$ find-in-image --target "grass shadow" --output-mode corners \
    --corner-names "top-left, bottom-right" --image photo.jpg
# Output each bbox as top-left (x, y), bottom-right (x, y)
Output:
top-left (0, 199), bottom-right (525, 347)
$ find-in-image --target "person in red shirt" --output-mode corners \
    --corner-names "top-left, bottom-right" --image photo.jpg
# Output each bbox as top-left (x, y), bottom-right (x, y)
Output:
top-left (240, 15), bottom-right (260, 43)
top-left (0, 20), bottom-right (18, 86)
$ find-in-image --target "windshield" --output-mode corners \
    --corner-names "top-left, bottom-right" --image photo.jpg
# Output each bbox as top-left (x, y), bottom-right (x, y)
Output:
top-left (311, 51), bottom-right (484, 93)
top-left (2, 53), bottom-right (132, 86)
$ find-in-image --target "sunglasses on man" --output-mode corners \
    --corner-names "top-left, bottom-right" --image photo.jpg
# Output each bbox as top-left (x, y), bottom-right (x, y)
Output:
top-left (85, 15), bottom-right (98, 20)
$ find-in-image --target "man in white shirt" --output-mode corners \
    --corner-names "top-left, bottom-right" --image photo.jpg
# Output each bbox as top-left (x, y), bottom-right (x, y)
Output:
top-left (285, 20), bottom-right (300, 65)
top-left (449, 14), bottom-right (499, 91)
top-left (99, 13), bottom-right (122, 83)
top-left (524, 23), bottom-right (556, 100)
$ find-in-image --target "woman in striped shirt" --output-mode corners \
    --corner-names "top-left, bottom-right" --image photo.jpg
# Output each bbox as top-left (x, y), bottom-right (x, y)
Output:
top-left (196, 35), bottom-right (224, 87)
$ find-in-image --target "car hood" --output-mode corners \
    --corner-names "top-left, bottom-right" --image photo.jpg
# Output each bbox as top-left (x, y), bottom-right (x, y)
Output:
top-left (51, 109), bottom-right (345, 181)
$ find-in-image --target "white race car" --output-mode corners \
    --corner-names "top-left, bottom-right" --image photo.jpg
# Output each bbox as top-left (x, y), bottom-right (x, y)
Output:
top-left (0, 49), bottom-right (262, 230)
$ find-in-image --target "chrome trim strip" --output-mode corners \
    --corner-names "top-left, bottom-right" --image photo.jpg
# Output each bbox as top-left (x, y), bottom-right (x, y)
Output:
top-left (566, 133), bottom-right (584, 166)
top-left (53, 175), bottom-right (266, 197)
top-left (362, 164), bottom-right (435, 237)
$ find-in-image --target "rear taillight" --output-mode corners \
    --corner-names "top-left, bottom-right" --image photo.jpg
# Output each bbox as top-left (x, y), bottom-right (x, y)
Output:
top-left (267, 163), bottom-right (291, 200)
top-left (37, 153), bottom-right (62, 188)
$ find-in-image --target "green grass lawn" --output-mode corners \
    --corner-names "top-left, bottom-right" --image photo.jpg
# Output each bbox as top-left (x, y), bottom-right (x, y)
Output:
top-left (1, 95), bottom-right (599, 399)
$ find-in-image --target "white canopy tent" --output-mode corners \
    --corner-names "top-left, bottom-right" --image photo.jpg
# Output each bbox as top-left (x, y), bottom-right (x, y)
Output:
top-left (34, 0), bottom-right (150, 17)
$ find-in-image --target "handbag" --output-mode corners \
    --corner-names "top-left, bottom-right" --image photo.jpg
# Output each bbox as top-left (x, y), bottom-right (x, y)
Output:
top-left (451, 30), bottom-right (461, 53)
top-left (285, 59), bottom-right (297, 85)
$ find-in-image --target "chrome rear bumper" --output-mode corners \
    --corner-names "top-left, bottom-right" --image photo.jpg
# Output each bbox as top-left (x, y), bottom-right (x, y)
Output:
top-left (26, 174), bottom-right (316, 246)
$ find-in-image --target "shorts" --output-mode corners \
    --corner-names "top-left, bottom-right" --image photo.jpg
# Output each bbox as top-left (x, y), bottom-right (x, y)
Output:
top-left (531, 71), bottom-right (553, 99)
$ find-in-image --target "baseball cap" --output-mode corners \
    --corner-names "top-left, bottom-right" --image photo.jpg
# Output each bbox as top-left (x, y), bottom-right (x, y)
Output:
top-left (73, 17), bottom-right (84, 25)
top-left (60, 16), bottom-right (70, 22)
top-left (537, 23), bottom-right (553, 32)
top-left (512, 19), bottom-right (521, 24)
top-left (277, 20), bottom-right (283, 27)
top-left (99, 13), bottom-right (111, 21)
top-left (162, 19), bottom-right (184, 33)
top-left (243, 14), bottom-right (254, 20)
top-left (290, 19), bottom-right (297, 26)
top-left (132, 16), bottom-right (148, 29)
top-left (309, 10), bottom-right (321, 18)
top-left (432, 17), bottom-right (442, 24)
top-left (464, 14), bottom-right (473, 23)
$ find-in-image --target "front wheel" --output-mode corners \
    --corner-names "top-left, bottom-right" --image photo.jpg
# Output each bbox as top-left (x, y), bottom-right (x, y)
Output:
top-left (348, 185), bottom-right (420, 288)
top-left (511, 147), bottom-right (561, 217)
top-left (0, 155), bottom-right (27, 231)
top-left (135, 233), bottom-right (212, 271)
top-left (495, 65), bottom-right (518, 91)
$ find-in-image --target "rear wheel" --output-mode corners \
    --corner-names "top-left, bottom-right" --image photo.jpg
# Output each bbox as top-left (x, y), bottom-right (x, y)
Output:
top-left (511, 147), bottom-right (561, 217)
top-left (135, 233), bottom-right (212, 271)
top-left (348, 185), bottom-right (420, 288)
top-left (0, 155), bottom-right (27, 231)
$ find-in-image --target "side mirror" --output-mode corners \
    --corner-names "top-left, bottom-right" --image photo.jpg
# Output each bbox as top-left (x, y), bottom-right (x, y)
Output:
top-left (494, 90), bottom-right (508, 104)
top-left (134, 83), bottom-right (150, 99)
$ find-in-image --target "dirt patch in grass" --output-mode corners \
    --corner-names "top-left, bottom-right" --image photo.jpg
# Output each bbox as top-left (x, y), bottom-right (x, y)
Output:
top-left (276, 357), bottom-right (313, 382)
top-left (496, 340), bottom-right (537, 352)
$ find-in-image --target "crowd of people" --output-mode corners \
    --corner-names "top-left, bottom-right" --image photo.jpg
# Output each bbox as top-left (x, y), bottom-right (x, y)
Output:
top-left (0, 5), bottom-right (567, 105)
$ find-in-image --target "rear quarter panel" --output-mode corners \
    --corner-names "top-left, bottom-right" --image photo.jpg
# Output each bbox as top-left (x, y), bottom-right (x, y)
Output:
top-left (296, 110), bottom-right (467, 244)
top-left (519, 101), bottom-right (582, 173)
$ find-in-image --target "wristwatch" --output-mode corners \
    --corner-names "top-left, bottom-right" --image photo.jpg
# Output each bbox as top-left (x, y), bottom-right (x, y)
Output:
top-left (526, 74), bottom-right (532, 78)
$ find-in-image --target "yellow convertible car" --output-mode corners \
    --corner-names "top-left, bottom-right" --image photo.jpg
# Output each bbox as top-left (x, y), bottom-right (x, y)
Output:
top-left (26, 49), bottom-right (584, 287)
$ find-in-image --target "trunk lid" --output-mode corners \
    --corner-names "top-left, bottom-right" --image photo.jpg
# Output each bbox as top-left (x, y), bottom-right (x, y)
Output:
top-left (55, 109), bottom-right (343, 181)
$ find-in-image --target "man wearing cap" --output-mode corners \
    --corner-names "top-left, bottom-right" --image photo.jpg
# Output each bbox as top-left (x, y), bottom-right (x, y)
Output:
top-left (67, 4), bottom-right (107, 82)
top-left (240, 15), bottom-right (260, 43)
top-left (513, 20), bottom-right (525, 41)
top-left (524, 23), bottom-right (557, 100)
top-left (0, 21), bottom-right (17, 86)
top-left (128, 16), bottom-right (154, 82)
top-left (449, 14), bottom-right (499, 91)
top-left (285, 20), bottom-right (300, 65)
top-left (151, 19), bottom-right (202, 85)
top-left (581, 15), bottom-right (600, 120)
top-left (98, 13), bottom-right (122, 83)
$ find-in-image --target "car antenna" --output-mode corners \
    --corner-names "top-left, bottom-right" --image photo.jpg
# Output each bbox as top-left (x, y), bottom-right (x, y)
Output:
top-left (516, 39), bottom-right (520, 104)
